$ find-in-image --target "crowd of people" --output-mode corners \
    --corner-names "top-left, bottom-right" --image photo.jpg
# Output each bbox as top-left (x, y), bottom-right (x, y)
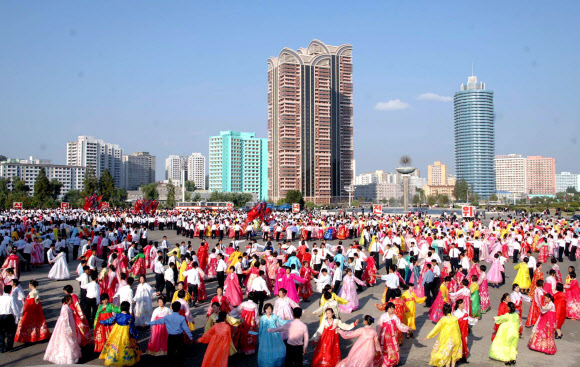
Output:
top-left (0, 207), bottom-right (579, 367)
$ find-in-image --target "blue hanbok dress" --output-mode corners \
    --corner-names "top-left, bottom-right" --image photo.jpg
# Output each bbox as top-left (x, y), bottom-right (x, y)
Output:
top-left (258, 314), bottom-right (288, 367)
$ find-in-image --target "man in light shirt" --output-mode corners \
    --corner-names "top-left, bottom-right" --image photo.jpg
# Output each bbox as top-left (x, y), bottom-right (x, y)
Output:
top-left (114, 276), bottom-right (134, 313)
top-left (81, 272), bottom-right (100, 326)
top-left (183, 261), bottom-right (201, 307)
top-left (250, 270), bottom-right (270, 314)
top-left (216, 253), bottom-right (227, 289)
top-left (379, 265), bottom-right (399, 302)
top-left (267, 307), bottom-right (309, 367)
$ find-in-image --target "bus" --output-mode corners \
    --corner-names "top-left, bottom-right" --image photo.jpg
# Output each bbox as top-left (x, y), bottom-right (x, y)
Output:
top-left (175, 201), bottom-right (234, 211)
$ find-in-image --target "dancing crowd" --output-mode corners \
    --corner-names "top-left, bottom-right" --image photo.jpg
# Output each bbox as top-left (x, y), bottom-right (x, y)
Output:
top-left (0, 207), bottom-right (580, 367)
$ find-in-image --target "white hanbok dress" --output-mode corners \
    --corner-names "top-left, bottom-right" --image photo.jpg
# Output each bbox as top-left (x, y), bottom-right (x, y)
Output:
top-left (133, 282), bottom-right (153, 326)
top-left (48, 252), bottom-right (70, 280)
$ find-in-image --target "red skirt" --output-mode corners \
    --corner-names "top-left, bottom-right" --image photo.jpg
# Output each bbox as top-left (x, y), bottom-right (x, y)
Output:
top-left (312, 328), bottom-right (341, 367)
top-left (235, 309), bottom-right (257, 354)
top-left (94, 311), bottom-right (114, 352)
top-left (14, 298), bottom-right (50, 343)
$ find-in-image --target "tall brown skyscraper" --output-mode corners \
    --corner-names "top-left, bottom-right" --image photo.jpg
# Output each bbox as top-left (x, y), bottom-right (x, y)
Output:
top-left (267, 40), bottom-right (353, 205)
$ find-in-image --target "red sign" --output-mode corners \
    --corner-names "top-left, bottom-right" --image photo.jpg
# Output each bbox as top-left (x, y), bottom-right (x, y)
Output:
top-left (292, 203), bottom-right (300, 213)
top-left (373, 204), bottom-right (383, 215)
top-left (226, 203), bottom-right (234, 211)
top-left (100, 202), bottom-right (110, 210)
top-left (462, 206), bottom-right (474, 218)
top-left (13, 202), bottom-right (23, 210)
top-left (61, 202), bottom-right (70, 209)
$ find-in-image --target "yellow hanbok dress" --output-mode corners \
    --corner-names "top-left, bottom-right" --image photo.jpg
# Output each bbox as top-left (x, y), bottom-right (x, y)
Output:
top-left (513, 263), bottom-right (531, 289)
top-left (205, 312), bottom-right (240, 355)
top-left (426, 315), bottom-right (462, 367)
top-left (178, 261), bottom-right (188, 282)
top-left (401, 290), bottom-right (426, 330)
top-left (99, 313), bottom-right (141, 366)
top-left (489, 312), bottom-right (519, 362)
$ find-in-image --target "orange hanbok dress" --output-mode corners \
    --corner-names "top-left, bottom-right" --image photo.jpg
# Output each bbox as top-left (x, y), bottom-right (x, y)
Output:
top-left (198, 323), bottom-right (232, 367)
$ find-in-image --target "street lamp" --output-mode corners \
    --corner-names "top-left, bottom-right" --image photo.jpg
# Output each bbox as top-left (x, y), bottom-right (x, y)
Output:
top-left (181, 160), bottom-right (187, 204)
top-left (344, 185), bottom-right (354, 207)
top-left (395, 155), bottom-right (416, 214)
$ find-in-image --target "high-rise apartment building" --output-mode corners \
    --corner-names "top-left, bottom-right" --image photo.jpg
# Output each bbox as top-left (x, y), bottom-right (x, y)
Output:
top-left (454, 75), bottom-right (495, 198)
top-left (209, 131), bottom-right (268, 200)
top-left (187, 153), bottom-right (206, 190)
top-left (123, 152), bottom-right (156, 190)
top-left (428, 161), bottom-right (449, 186)
top-left (556, 172), bottom-right (580, 193)
top-left (165, 155), bottom-right (185, 182)
top-left (268, 40), bottom-right (353, 205)
top-left (494, 154), bottom-right (527, 194)
top-left (0, 157), bottom-right (85, 198)
top-left (66, 135), bottom-right (124, 187)
top-left (526, 156), bottom-right (556, 195)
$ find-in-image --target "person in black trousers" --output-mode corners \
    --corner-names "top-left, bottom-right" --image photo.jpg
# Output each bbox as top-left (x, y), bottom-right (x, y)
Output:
top-left (216, 254), bottom-right (226, 289)
top-left (147, 300), bottom-right (193, 367)
top-left (165, 262), bottom-right (177, 301)
top-left (0, 285), bottom-right (17, 353)
top-left (422, 264), bottom-right (435, 307)
top-left (154, 256), bottom-right (165, 294)
top-left (570, 234), bottom-right (578, 261)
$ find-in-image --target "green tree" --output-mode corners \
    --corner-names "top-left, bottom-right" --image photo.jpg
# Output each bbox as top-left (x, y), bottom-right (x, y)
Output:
top-left (351, 199), bottom-right (359, 207)
top-left (427, 195), bottom-right (437, 206)
top-left (0, 155), bottom-right (6, 162)
top-left (82, 166), bottom-right (98, 197)
top-left (98, 169), bottom-right (115, 201)
top-left (185, 180), bottom-right (197, 192)
top-left (8, 177), bottom-right (31, 208)
top-left (305, 201), bottom-right (316, 209)
top-left (438, 194), bottom-right (450, 206)
top-left (166, 179), bottom-right (176, 208)
top-left (63, 189), bottom-right (83, 208)
top-left (284, 190), bottom-right (304, 207)
top-left (566, 187), bottom-right (578, 194)
top-left (141, 183), bottom-right (159, 200)
top-left (489, 193), bottom-right (498, 202)
top-left (0, 178), bottom-right (9, 209)
top-left (110, 188), bottom-right (128, 208)
top-left (413, 194), bottom-right (421, 205)
top-left (50, 178), bottom-right (63, 199)
top-left (33, 168), bottom-right (51, 205)
top-left (453, 178), bottom-right (468, 202)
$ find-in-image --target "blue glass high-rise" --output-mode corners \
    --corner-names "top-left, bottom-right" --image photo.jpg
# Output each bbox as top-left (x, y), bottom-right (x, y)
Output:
top-left (454, 76), bottom-right (496, 198)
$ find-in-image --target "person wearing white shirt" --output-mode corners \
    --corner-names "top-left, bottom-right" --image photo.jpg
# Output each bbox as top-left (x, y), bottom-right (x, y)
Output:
top-left (331, 261), bottom-right (343, 294)
top-left (250, 270), bottom-right (270, 314)
top-left (314, 268), bottom-right (331, 293)
top-left (153, 256), bottom-right (165, 294)
top-left (87, 253), bottom-right (97, 270)
top-left (164, 263), bottom-right (177, 300)
top-left (182, 263), bottom-right (201, 307)
top-left (0, 285), bottom-right (19, 352)
top-left (379, 265), bottom-right (400, 302)
top-left (449, 246), bottom-right (460, 272)
top-left (47, 245), bottom-right (58, 265)
top-left (216, 254), bottom-right (227, 289)
top-left (81, 273), bottom-right (100, 325)
top-left (76, 266), bottom-right (90, 306)
top-left (114, 277), bottom-right (134, 313)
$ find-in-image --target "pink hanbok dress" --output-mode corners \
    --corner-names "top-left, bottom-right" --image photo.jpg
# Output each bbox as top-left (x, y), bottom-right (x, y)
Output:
top-left (336, 326), bottom-right (381, 367)
top-left (224, 272), bottom-right (243, 307)
top-left (338, 274), bottom-right (365, 313)
top-left (277, 273), bottom-right (306, 304)
top-left (43, 305), bottom-right (82, 365)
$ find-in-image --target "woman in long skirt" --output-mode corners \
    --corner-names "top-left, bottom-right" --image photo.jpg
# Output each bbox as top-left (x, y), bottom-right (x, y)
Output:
top-left (478, 265), bottom-right (491, 313)
top-left (487, 253), bottom-right (504, 288)
top-left (298, 261), bottom-right (318, 302)
top-left (338, 268), bottom-right (366, 313)
top-left (258, 303), bottom-right (287, 367)
top-left (198, 311), bottom-right (232, 367)
top-left (528, 293), bottom-right (557, 355)
top-left (489, 302), bottom-right (520, 365)
top-left (492, 293), bottom-right (510, 341)
top-left (48, 252), bottom-right (70, 280)
top-left (235, 294), bottom-right (260, 355)
top-left (146, 297), bottom-right (171, 356)
top-left (469, 275), bottom-right (481, 318)
top-left (564, 271), bottom-right (580, 319)
top-left (336, 315), bottom-right (381, 367)
top-left (15, 280), bottom-right (50, 343)
top-left (510, 284), bottom-right (530, 336)
top-left (513, 260), bottom-right (531, 293)
top-left (376, 302), bottom-right (409, 367)
top-left (99, 301), bottom-right (142, 366)
top-left (401, 284), bottom-right (426, 338)
top-left (526, 279), bottom-right (546, 327)
top-left (224, 271), bottom-right (243, 307)
top-left (453, 299), bottom-right (477, 363)
top-left (554, 283), bottom-right (566, 339)
top-left (429, 276), bottom-right (451, 323)
top-left (43, 296), bottom-right (81, 365)
top-left (311, 308), bottom-right (357, 367)
top-left (133, 275), bottom-right (153, 327)
top-left (94, 293), bottom-right (121, 353)
top-left (425, 303), bottom-right (462, 367)
top-left (63, 284), bottom-right (92, 346)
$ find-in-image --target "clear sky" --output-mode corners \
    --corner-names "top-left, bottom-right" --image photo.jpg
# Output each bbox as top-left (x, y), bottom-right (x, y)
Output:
top-left (1, 1), bottom-right (579, 181)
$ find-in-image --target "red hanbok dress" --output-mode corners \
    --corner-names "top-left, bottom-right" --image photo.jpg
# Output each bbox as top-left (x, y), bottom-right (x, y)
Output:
top-left (565, 278), bottom-right (580, 319)
top-left (528, 268), bottom-right (544, 300)
top-left (234, 300), bottom-right (259, 355)
top-left (130, 254), bottom-right (146, 277)
top-left (429, 284), bottom-right (450, 323)
top-left (93, 303), bottom-right (120, 352)
top-left (70, 294), bottom-right (93, 346)
top-left (554, 291), bottom-right (566, 330)
top-left (528, 302), bottom-right (557, 355)
top-left (453, 309), bottom-right (476, 359)
top-left (2, 254), bottom-right (20, 278)
top-left (298, 266), bottom-right (318, 300)
top-left (361, 257), bottom-right (377, 286)
top-left (146, 306), bottom-right (171, 356)
top-left (492, 302), bottom-right (508, 341)
top-left (198, 269), bottom-right (208, 302)
top-left (312, 318), bottom-right (356, 367)
top-left (224, 272), bottom-right (243, 307)
top-left (525, 288), bottom-right (545, 328)
top-left (206, 295), bottom-right (232, 317)
top-left (375, 313), bottom-right (409, 367)
top-left (198, 243), bottom-right (209, 272)
top-left (14, 289), bottom-right (50, 343)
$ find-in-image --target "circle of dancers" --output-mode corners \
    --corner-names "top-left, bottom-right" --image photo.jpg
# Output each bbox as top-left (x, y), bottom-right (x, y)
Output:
top-left (0, 208), bottom-right (579, 367)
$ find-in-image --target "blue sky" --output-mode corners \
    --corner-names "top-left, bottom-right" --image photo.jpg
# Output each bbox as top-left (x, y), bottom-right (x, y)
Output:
top-left (1, 1), bottom-right (579, 181)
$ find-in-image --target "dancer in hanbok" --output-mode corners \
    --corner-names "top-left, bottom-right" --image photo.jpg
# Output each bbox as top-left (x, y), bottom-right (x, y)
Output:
top-left (554, 283), bottom-right (566, 339)
top-left (311, 308), bottom-right (357, 367)
top-left (429, 276), bottom-right (451, 322)
top-left (198, 311), bottom-right (233, 367)
top-left (510, 285), bottom-right (529, 336)
top-left (513, 260), bottom-right (531, 292)
top-left (425, 303), bottom-right (462, 367)
top-left (234, 294), bottom-right (259, 355)
top-left (487, 253), bottom-right (504, 288)
top-left (207, 249), bottom-right (218, 280)
top-left (525, 279), bottom-right (545, 327)
top-left (376, 302), bottom-right (409, 367)
top-left (224, 271), bottom-right (243, 307)
top-left (528, 263), bottom-right (544, 298)
top-left (489, 302), bottom-right (520, 365)
top-left (205, 301), bottom-right (240, 356)
top-left (361, 256), bottom-right (377, 286)
top-left (47, 252), bottom-right (70, 280)
top-left (133, 275), bottom-right (153, 327)
top-left (129, 251), bottom-right (146, 278)
top-left (469, 275), bottom-right (481, 318)
top-left (564, 271), bottom-right (580, 319)
top-left (31, 240), bottom-right (44, 267)
top-left (2, 249), bottom-right (20, 278)
top-left (274, 287), bottom-right (299, 336)
top-left (14, 280), bottom-right (50, 343)
top-left (336, 315), bottom-right (380, 367)
top-left (528, 293), bottom-right (557, 355)
top-left (99, 301), bottom-right (142, 366)
top-left (43, 296), bottom-right (82, 365)
top-left (401, 284), bottom-right (425, 337)
top-left (492, 293), bottom-right (510, 341)
top-left (258, 303), bottom-right (287, 367)
top-left (478, 264), bottom-right (491, 313)
top-left (175, 290), bottom-right (195, 331)
top-left (298, 261), bottom-right (318, 301)
top-left (276, 266), bottom-right (306, 304)
top-left (206, 287), bottom-right (232, 316)
top-left (453, 299), bottom-right (477, 363)
top-left (338, 268), bottom-right (365, 313)
top-left (146, 297), bottom-right (171, 356)
top-left (63, 284), bottom-right (92, 346)
top-left (94, 293), bottom-right (120, 353)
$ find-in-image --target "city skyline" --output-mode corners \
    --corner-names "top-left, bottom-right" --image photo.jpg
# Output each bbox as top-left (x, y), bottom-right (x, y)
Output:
top-left (1, 2), bottom-right (579, 182)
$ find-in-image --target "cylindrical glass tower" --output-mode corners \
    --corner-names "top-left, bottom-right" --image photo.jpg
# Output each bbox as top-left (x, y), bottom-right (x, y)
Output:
top-left (454, 76), bottom-right (495, 198)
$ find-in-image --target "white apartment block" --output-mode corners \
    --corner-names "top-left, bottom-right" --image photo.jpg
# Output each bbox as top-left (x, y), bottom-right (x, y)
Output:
top-left (0, 157), bottom-right (85, 198)
top-left (494, 154), bottom-right (527, 194)
top-left (187, 153), bottom-right (206, 190)
top-left (354, 170), bottom-right (397, 186)
top-left (556, 172), bottom-right (580, 193)
top-left (165, 155), bottom-right (185, 182)
top-left (66, 136), bottom-right (123, 187)
top-left (123, 152), bottom-right (156, 190)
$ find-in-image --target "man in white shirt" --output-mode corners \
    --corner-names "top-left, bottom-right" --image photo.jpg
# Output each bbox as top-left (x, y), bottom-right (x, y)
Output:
top-left (314, 268), bottom-right (331, 293)
top-left (379, 265), bottom-right (399, 302)
top-left (183, 262), bottom-right (201, 307)
top-left (153, 256), bottom-right (165, 294)
top-left (250, 270), bottom-right (271, 314)
top-left (331, 260), bottom-right (343, 294)
top-left (0, 284), bottom-right (19, 352)
top-left (114, 276), bottom-right (134, 313)
top-left (216, 253), bottom-right (227, 289)
top-left (81, 273), bottom-right (100, 326)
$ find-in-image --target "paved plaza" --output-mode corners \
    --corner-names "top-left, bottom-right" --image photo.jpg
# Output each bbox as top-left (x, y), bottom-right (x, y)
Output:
top-left (4, 228), bottom-right (580, 367)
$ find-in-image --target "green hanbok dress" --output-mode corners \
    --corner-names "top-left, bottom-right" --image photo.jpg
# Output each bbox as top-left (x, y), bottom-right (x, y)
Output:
top-left (469, 283), bottom-right (481, 318)
top-left (489, 312), bottom-right (520, 362)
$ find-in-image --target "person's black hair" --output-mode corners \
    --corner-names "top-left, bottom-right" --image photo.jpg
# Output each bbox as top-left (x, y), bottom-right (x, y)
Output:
top-left (177, 290), bottom-right (186, 298)
top-left (479, 264), bottom-right (487, 272)
top-left (63, 284), bottom-right (73, 294)
top-left (544, 293), bottom-right (554, 302)
top-left (29, 280), bottom-right (39, 288)
top-left (279, 288), bottom-right (287, 295)
top-left (507, 302), bottom-right (516, 314)
top-left (127, 276), bottom-right (135, 285)
top-left (217, 311), bottom-right (227, 323)
top-left (462, 279), bottom-right (469, 286)
top-left (512, 283), bottom-right (520, 290)
top-left (101, 293), bottom-right (109, 301)
top-left (556, 283), bottom-right (564, 292)
top-left (536, 279), bottom-right (544, 287)
top-left (259, 270), bottom-right (265, 276)
top-left (454, 298), bottom-right (464, 311)
top-left (364, 315), bottom-right (374, 325)
top-left (264, 303), bottom-right (274, 312)
top-left (501, 293), bottom-right (510, 302)
top-left (62, 295), bottom-right (72, 304)
top-left (171, 301), bottom-right (181, 312)
top-left (394, 289), bottom-right (402, 298)
top-left (442, 303), bottom-right (452, 315)
top-left (386, 302), bottom-right (395, 311)
top-left (211, 301), bottom-right (220, 309)
top-left (293, 307), bottom-right (303, 318)
top-left (120, 301), bottom-right (130, 312)
top-left (3, 285), bottom-right (12, 294)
